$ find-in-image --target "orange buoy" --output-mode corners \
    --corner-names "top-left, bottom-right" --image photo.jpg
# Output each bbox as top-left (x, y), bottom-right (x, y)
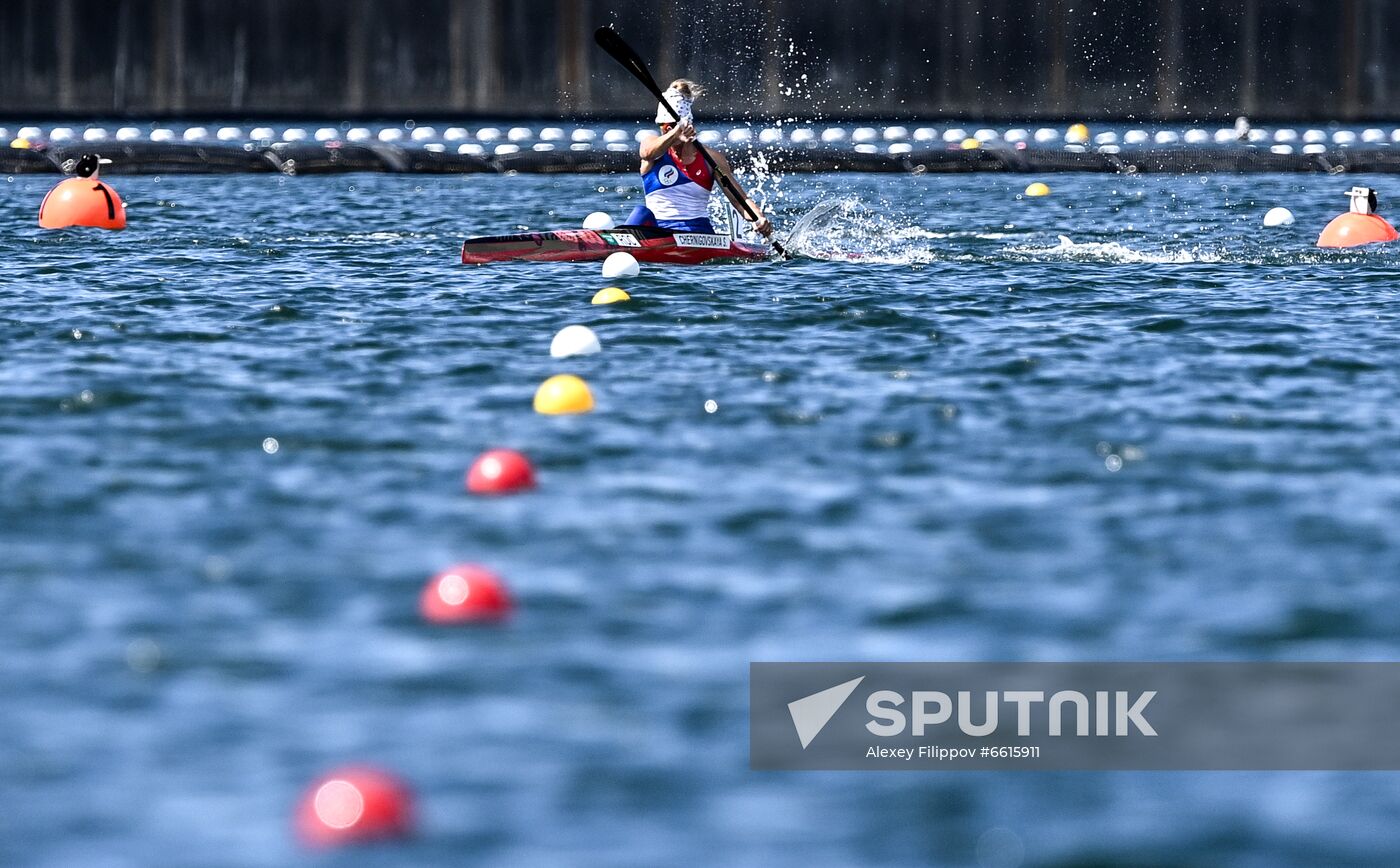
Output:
top-left (38, 154), bottom-right (126, 230)
top-left (1317, 185), bottom-right (1399, 248)
top-left (1317, 213), bottom-right (1398, 248)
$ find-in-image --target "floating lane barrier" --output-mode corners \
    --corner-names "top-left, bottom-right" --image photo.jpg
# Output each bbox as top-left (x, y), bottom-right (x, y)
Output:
top-left (903, 148), bottom-right (1010, 173)
top-left (1000, 148), bottom-right (1118, 172)
top-left (1110, 148), bottom-right (1330, 173)
top-left (397, 148), bottom-right (496, 173)
top-left (0, 147), bottom-right (59, 173)
top-left (760, 147), bottom-right (905, 173)
top-left (49, 142), bottom-right (273, 173)
top-left (262, 142), bottom-right (398, 174)
top-left (1328, 149), bottom-right (1400, 173)
top-left (12, 135), bottom-right (1400, 175)
top-left (493, 147), bottom-right (634, 173)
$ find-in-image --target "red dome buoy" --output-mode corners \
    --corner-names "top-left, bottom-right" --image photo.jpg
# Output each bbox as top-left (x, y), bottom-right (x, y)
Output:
top-left (1317, 213), bottom-right (1399, 248)
top-left (38, 154), bottom-right (125, 230)
top-left (295, 766), bottom-right (413, 847)
top-left (466, 448), bottom-right (535, 495)
top-left (1318, 185), bottom-right (1399, 248)
top-left (419, 564), bottom-right (512, 623)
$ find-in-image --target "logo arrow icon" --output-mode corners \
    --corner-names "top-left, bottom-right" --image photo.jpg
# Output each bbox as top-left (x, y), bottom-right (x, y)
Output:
top-left (788, 676), bottom-right (865, 749)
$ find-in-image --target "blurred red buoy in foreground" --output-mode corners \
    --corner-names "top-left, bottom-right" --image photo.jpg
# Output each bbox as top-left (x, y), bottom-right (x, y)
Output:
top-left (1318, 185), bottom-right (1399, 248)
top-left (419, 564), bottom-right (512, 623)
top-left (296, 766), bottom-right (413, 847)
top-left (466, 448), bottom-right (535, 494)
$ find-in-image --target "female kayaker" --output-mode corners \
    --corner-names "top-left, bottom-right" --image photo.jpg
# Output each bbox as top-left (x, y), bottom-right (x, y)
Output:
top-left (624, 79), bottom-right (773, 237)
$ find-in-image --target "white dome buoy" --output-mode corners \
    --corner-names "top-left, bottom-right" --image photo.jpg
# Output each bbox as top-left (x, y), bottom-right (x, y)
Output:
top-left (583, 211), bottom-right (615, 231)
top-left (1263, 207), bottom-right (1295, 228)
top-left (549, 325), bottom-right (602, 359)
top-left (601, 251), bottom-right (640, 279)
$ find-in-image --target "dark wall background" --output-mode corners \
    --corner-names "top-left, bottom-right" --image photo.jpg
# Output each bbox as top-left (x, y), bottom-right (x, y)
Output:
top-left (1, 0), bottom-right (1395, 120)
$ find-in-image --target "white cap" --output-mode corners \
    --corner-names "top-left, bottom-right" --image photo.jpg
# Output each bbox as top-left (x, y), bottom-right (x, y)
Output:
top-left (656, 86), bottom-right (693, 124)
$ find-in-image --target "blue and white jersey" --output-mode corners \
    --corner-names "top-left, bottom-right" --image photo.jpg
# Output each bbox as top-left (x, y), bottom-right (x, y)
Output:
top-left (642, 148), bottom-right (714, 221)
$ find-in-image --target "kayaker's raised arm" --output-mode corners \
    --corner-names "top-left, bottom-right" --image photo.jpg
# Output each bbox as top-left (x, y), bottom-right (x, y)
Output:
top-left (639, 121), bottom-right (690, 163)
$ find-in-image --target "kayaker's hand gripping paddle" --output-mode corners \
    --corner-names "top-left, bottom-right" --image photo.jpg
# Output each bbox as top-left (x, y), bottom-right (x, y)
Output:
top-left (594, 27), bottom-right (789, 260)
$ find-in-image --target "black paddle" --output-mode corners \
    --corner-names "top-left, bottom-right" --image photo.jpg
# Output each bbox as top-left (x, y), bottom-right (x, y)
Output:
top-left (594, 26), bottom-right (788, 259)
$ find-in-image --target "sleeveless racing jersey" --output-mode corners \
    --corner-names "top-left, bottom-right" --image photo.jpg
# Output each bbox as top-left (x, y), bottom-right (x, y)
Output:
top-left (641, 147), bottom-right (714, 221)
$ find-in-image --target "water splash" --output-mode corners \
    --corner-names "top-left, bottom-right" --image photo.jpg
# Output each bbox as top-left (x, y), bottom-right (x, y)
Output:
top-left (1009, 234), bottom-right (1225, 264)
top-left (782, 196), bottom-right (944, 264)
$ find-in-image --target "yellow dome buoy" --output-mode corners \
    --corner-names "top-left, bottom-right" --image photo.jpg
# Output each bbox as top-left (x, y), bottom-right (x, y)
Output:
top-left (591, 287), bottom-right (631, 305)
top-left (1066, 123), bottom-right (1090, 144)
top-left (533, 374), bottom-right (594, 415)
top-left (1024, 182), bottom-right (1051, 198)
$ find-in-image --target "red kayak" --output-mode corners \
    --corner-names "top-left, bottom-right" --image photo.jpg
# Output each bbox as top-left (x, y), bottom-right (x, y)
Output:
top-left (460, 226), bottom-right (770, 265)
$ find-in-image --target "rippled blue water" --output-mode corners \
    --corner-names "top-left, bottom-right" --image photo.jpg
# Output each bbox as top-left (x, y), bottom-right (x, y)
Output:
top-left (5, 167), bottom-right (1400, 866)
